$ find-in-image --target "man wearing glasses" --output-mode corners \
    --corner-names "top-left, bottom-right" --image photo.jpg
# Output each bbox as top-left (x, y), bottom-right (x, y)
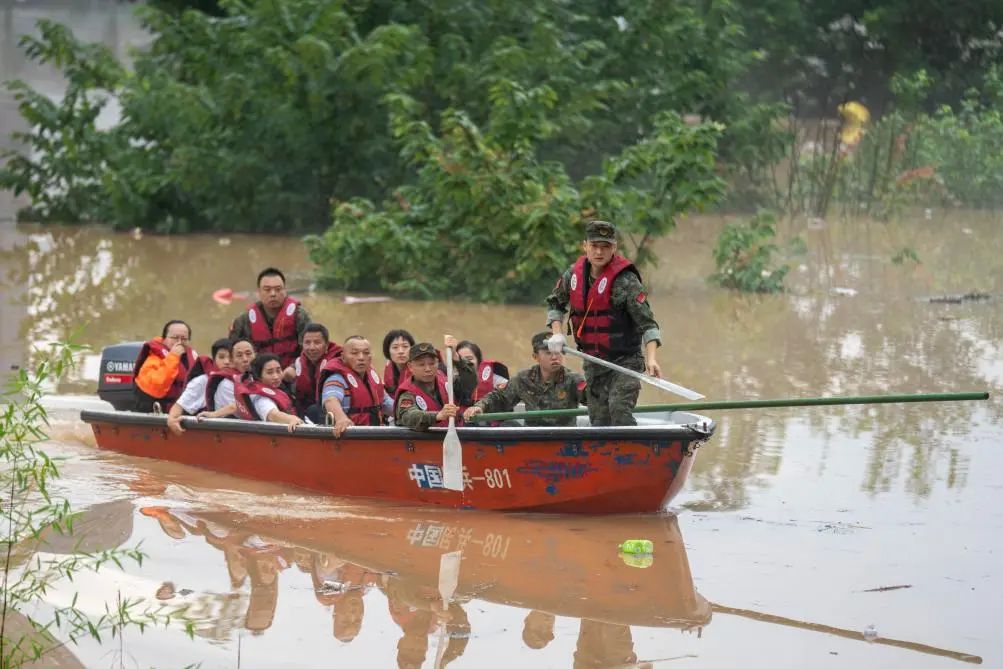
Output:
top-left (133, 319), bottom-right (197, 413)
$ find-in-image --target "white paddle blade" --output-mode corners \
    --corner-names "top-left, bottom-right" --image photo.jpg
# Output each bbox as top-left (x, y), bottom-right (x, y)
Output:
top-left (438, 550), bottom-right (462, 603)
top-left (654, 378), bottom-right (705, 401)
top-left (443, 419), bottom-right (464, 491)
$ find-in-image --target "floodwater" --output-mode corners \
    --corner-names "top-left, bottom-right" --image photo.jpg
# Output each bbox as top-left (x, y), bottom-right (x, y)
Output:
top-left (2, 3), bottom-right (1002, 668)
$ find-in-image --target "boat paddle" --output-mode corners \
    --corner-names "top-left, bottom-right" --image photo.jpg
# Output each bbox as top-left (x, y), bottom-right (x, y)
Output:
top-left (442, 347), bottom-right (464, 491)
top-left (557, 343), bottom-right (704, 401)
top-left (434, 550), bottom-right (462, 668)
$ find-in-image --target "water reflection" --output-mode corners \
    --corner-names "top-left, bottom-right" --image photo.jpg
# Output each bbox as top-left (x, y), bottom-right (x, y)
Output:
top-left (139, 505), bottom-right (709, 666)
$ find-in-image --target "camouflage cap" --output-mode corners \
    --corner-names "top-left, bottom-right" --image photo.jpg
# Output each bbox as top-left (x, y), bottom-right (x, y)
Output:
top-left (585, 220), bottom-right (617, 242)
top-left (531, 332), bottom-right (553, 352)
top-left (408, 342), bottom-right (438, 362)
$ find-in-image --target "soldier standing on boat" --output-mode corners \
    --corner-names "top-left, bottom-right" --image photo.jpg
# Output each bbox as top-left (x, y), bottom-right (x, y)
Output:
top-left (229, 267), bottom-right (312, 370)
top-left (545, 220), bottom-right (662, 426)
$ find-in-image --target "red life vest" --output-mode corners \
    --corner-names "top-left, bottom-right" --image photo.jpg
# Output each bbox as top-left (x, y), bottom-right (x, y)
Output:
top-left (383, 360), bottom-right (413, 398)
top-left (186, 355), bottom-right (217, 383)
top-left (317, 358), bottom-right (386, 426)
top-left (472, 360), bottom-right (509, 401)
top-left (133, 338), bottom-right (197, 405)
top-left (568, 254), bottom-right (643, 358)
top-left (394, 372), bottom-right (463, 428)
top-left (234, 379), bottom-right (295, 421)
top-left (248, 297), bottom-right (301, 368)
top-left (293, 342), bottom-right (342, 415)
top-left (205, 368), bottom-right (243, 412)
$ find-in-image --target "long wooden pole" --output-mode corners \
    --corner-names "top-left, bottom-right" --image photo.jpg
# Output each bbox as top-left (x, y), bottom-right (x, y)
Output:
top-left (711, 603), bottom-right (982, 664)
top-left (466, 392), bottom-right (990, 423)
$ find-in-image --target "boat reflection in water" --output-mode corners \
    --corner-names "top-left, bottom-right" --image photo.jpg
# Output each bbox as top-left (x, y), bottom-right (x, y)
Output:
top-left (139, 505), bottom-right (710, 667)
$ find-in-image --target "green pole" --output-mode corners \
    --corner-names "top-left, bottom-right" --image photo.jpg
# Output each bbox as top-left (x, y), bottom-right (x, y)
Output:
top-left (467, 391), bottom-right (990, 423)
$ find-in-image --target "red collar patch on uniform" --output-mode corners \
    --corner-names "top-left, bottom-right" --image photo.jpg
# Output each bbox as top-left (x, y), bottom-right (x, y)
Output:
top-left (636, 292), bottom-right (647, 303)
top-left (398, 398), bottom-right (414, 409)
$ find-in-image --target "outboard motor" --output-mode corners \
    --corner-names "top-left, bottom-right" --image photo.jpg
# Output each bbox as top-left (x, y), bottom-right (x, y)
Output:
top-left (97, 342), bottom-right (143, 410)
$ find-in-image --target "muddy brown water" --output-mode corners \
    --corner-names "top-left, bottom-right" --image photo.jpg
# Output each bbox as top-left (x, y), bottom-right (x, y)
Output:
top-left (3, 3), bottom-right (1003, 668)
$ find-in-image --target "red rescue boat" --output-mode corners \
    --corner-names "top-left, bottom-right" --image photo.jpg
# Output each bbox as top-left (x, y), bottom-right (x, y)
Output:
top-left (81, 410), bottom-right (714, 514)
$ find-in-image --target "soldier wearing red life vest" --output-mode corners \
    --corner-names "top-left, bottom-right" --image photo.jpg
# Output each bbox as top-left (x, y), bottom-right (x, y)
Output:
top-left (545, 220), bottom-right (662, 426)
top-left (318, 336), bottom-right (393, 437)
top-left (133, 320), bottom-right (197, 413)
top-left (284, 323), bottom-right (341, 418)
top-left (234, 354), bottom-right (303, 430)
top-left (229, 267), bottom-right (312, 369)
top-left (394, 336), bottom-right (477, 431)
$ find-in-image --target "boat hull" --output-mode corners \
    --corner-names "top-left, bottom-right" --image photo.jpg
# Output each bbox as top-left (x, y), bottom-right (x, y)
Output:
top-left (81, 410), bottom-right (713, 513)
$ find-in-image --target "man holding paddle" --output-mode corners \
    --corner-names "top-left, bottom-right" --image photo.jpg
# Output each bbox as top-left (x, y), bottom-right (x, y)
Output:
top-left (546, 220), bottom-right (662, 426)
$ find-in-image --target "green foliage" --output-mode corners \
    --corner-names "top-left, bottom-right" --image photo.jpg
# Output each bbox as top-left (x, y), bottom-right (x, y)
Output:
top-left (891, 246), bottom-right (920, 265)
top-left (834, 69), bottom-right (1003, 216)
top-left (0, 21), bottom-right (126, 223)
top-left (735, 0), bottom-right (1003, 112)
top-left (1, 343), bottom-right (189, 668)
top-left (582, 112), bottom-right (727, 265)
top-left (711, 211), bottom-right (790, 293)
top-left (307, 93), bottom-right (725, 301)
top-left (1, 0), bottom-right (756, 238)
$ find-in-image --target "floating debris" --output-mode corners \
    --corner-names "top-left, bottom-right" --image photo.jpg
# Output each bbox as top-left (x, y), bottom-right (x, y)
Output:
top-left (860, 584), bottom-right (912, 593)
top-left (926, 291), bottom-right (993, 304)
top-left (342, 295), bottom-right (393, 305)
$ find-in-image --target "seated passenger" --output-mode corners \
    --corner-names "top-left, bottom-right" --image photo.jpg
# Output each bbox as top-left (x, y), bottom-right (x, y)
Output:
top-left (133, 320), bottom-right (197, 413)
top-left (456, 339), bottom-right (510, 402)
top-left (394, 336), bottom-right (477, 432)
top-left (229, 267), bottom-right (312, 369)
top-left (188, 337), bottom-right (234, 382)
top-left (167, 339), bottom-right (250, 435)
top-left (463, 332), bottom-right (587, 427)
top-left (319, 336), bottom-right (394, 437)
top-left (285, 323), bottom-right (342, 418)
top-left (381, 329), bottom-right (415, 397)
top-left (234, 354), bottom-right (304, 430)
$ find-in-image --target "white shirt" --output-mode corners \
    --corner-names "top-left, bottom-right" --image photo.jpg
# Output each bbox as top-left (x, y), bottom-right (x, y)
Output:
top-left (176, 375), bottom-right (209, 414)
top-left (215, 378), bottom-right (236, 410)
top-left (250, 394), bottom-right (279, 420)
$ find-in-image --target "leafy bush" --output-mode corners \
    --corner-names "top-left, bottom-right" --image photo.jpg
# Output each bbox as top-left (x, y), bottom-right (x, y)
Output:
top-left (710, 211), bottom-right (790, 292)
top-left (1, 0), bottom-right (755, 236)
top-left (307, 97), bottom-right (725, 302)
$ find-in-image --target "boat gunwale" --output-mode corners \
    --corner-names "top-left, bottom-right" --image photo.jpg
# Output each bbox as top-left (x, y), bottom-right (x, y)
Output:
top-left (80, 409), bottom-right (716, 443)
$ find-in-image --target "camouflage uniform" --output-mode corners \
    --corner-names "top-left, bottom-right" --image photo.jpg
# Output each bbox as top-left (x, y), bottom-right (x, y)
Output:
top-left (546, 222), bottom-right (661, 427)
top-left (395, 345), bottom-right (477, 431)
top-left (229, 302), bottom-right (312, 350)
top-left (474, 364), bottom-right (587, 427)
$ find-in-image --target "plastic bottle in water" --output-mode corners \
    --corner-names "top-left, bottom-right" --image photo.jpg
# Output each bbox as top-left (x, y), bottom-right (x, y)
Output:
top-left (618, 539), bottom-right (654, 555)
top-left (863, 624), bottom-right (878, 642)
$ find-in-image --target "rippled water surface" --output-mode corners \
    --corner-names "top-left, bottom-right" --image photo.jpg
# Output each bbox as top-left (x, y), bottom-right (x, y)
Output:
top-left (2, 3), bottom-right (1002, 668)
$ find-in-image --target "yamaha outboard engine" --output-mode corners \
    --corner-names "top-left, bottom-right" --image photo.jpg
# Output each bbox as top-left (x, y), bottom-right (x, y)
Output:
top-left (97, 342), bottom-right (142, 410)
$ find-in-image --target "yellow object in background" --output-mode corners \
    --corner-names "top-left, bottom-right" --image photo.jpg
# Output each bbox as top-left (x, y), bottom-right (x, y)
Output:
top-left (838, 101), bottom-right (871, 147)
